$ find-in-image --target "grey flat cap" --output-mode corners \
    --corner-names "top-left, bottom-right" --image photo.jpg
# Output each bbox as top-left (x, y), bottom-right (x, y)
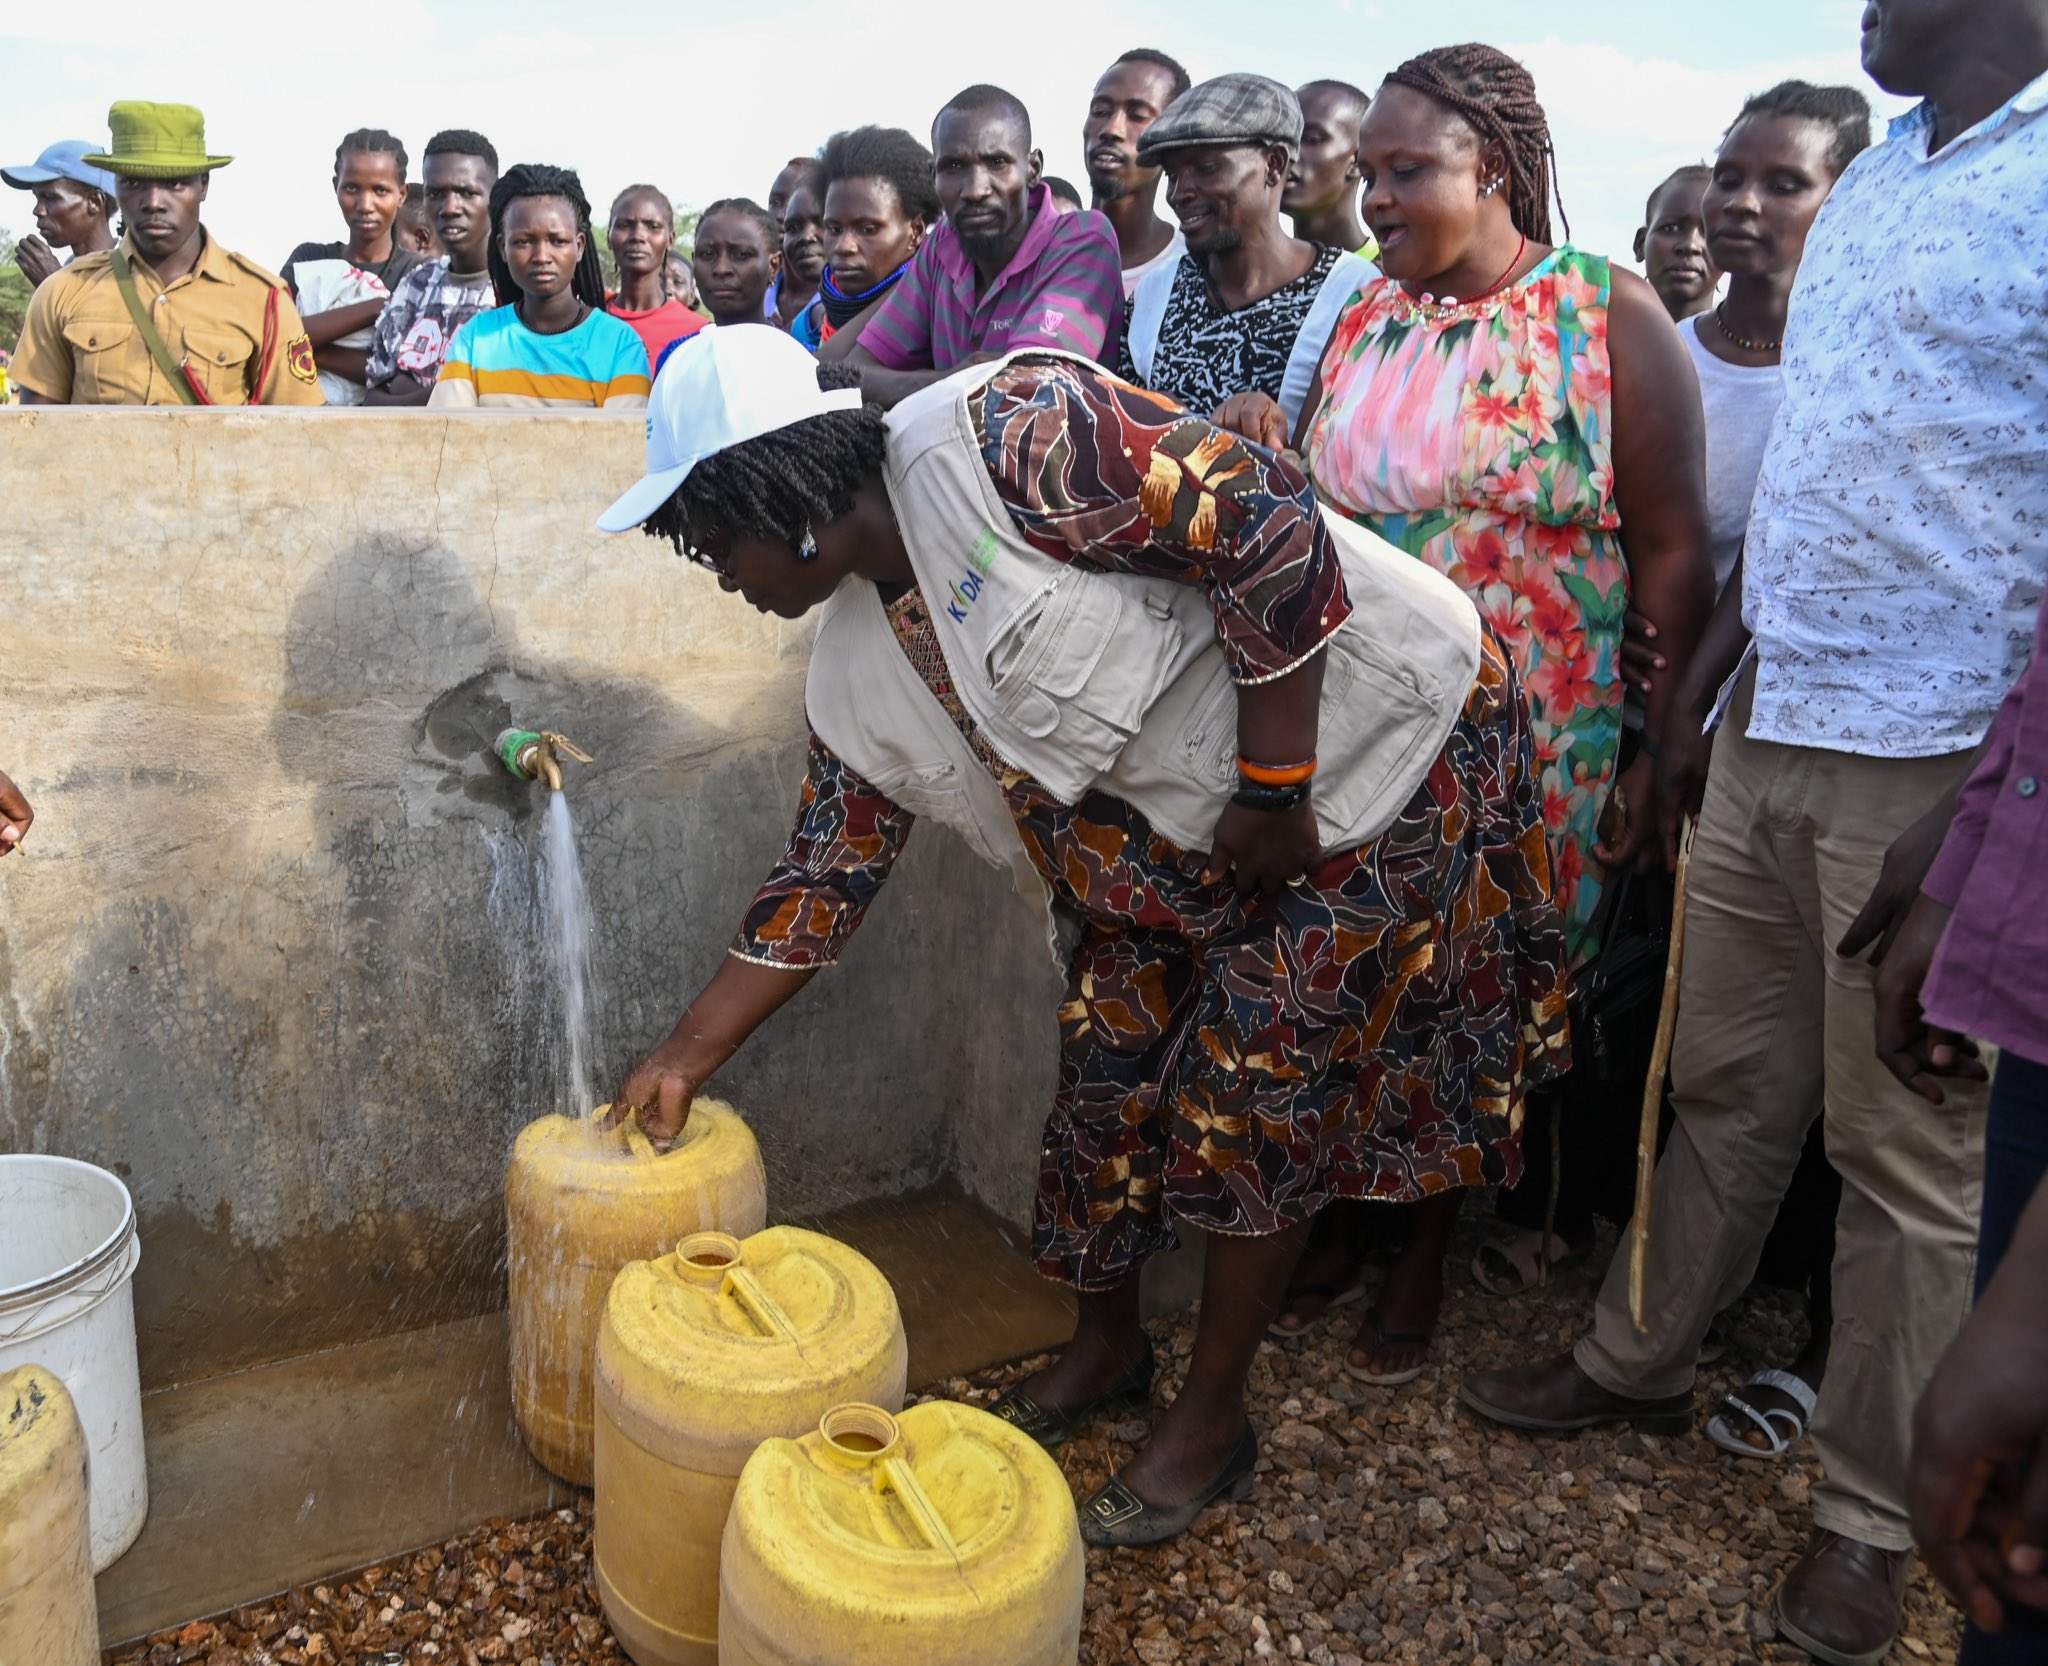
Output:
top-left (1136, 73), bottom-right (1303, 164)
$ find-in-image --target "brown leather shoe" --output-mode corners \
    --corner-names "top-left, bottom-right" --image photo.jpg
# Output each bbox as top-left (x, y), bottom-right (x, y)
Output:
top-left (1458, 1349), bottom-right (1692, 1434)
top-left (1774, 1531), bottom-right (1908, 1666)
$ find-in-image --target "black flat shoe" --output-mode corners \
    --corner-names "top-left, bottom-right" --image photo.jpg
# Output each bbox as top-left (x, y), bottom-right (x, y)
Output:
top-left (1079, 1423), bottom-right (1259, 1549)
top-left (988, 1339), bottom-right (1155, 1451)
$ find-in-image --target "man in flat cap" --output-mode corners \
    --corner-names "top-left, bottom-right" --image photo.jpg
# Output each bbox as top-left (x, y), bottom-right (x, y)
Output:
top-left (1115, 73), bottom-right (1374, 436)
top-left (14, 101), bottom-right (323, 406)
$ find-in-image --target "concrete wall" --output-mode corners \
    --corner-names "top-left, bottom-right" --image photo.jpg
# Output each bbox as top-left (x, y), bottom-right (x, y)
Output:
top-left (0, 406), bottom-right (1062, 1389)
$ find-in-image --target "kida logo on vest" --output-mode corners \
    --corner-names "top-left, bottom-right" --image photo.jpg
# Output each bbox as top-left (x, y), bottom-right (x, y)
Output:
top-left (945, 528), bottom-right (1002, 622)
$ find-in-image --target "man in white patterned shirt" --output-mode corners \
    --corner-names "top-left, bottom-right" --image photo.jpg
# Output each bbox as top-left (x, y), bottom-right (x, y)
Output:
top-left (1462, 4), bottom-right (2048, 1662)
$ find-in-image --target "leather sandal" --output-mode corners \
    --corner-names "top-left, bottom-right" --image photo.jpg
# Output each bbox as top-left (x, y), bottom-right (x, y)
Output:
top-left (1079, 1423), bottom-right (1259, 1548)
top-left (1471, 1229), bottom-right (1588, 1297)
top-left (988, 1339), bottom-right (1155, 1451)
top-left (1268, 1269), bottom-right (1371, 1339)
top-left (1345, 1308), bottom-right (1431, 1387)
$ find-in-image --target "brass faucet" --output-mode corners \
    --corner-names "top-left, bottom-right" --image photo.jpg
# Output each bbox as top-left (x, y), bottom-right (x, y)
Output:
top-left (495, 728), bottom-right (595, 790)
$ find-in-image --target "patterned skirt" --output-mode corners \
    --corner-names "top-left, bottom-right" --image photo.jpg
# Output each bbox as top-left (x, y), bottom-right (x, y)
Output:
top-left (1020, 634), bottom-right (1571, 1288)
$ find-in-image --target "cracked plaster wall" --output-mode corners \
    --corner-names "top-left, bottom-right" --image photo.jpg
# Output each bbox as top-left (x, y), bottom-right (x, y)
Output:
top-left (0, 406), bottom-right (1060, 1388)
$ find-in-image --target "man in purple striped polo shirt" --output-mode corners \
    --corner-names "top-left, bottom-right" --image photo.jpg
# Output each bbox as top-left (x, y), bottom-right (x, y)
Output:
top-left (847, 83), bottom-right (1123, 408)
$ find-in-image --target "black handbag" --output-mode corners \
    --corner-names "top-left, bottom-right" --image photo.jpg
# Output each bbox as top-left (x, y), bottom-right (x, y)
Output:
top-left (1568, 866), bottom-right (1673, 1087)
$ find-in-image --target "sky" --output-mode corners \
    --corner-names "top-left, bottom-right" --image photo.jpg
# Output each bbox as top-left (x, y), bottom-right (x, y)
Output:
top-left (2, 0), bottom-right (1904, 277)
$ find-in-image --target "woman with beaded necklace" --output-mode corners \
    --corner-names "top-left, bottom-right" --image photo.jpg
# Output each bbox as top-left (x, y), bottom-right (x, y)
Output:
top-left (1655, 78), bottom-right (1872, 1469)
top-left (1218, 41), bottom-right (1713, 1387)
top-left (1681, 81), bottom-right (1872, 599)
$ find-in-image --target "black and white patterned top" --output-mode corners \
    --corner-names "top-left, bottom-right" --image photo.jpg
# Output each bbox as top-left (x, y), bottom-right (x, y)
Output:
top-left (1114, 242), bottom-right (1349, 416)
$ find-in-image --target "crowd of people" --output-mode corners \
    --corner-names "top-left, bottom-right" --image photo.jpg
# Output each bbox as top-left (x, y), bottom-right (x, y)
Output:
top-left (7, 2), bottom-right (2048, 1663)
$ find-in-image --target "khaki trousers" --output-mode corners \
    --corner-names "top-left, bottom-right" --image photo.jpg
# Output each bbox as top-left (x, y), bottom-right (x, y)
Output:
top-left (1576, 668), bottom-right (1985, 1550)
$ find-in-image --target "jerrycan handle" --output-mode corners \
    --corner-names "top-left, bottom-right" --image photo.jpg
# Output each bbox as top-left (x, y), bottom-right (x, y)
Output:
top-left (881, 1457), bottom-right (961, 1563)
top-left (818, 1406), bottom-right (962, 1565)
top-left (673, 1233), bottom-right (802, 1345)
top-left (726, 1266), bottom-right (803, 1346)
top-left (589, 1102), bottom-right (661, 1160)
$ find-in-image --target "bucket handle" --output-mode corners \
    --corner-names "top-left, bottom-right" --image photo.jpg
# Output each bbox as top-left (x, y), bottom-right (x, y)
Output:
top-left (879, 1456), bottom-right (961, 1563)
top-left (724, 1266), bottom-right (802, 1347)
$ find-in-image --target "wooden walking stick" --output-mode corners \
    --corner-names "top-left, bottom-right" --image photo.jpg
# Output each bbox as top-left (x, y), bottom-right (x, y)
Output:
top-left (1630, 815), bottom-right (1699, 1332)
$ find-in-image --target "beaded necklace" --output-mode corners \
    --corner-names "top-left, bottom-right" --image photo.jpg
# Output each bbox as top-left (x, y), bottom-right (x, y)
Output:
top-left (1713, 301), bottom-right (1783, 354)
top-left (1408, 233), bottom-right (1528, 322)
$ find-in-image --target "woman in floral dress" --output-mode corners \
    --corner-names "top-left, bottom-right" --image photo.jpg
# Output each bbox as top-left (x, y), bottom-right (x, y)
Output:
top-left (1218, 43), bottom-right (1713, 1381)
top-left (599, 325), bottom-right (1571, 1549)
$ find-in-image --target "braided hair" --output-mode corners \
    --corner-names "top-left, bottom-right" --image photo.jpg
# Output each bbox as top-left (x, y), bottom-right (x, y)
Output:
top-left (487, 163), bottom-right (607, 309)
top-left (698, 196), bottom-right (781, 247)
top-left (609, 183), bottom-right (675, 229)
top-left (1730, 80), bottom-right (1873, 178)
top-left (1382, 43), bottom-right (1567, 243)
top-left (334, 127), bottom-right (407, 183)
top-left (641, 404), bottom-right (890, 560)
top-left (1643, 162), bottom-right (1712, 223)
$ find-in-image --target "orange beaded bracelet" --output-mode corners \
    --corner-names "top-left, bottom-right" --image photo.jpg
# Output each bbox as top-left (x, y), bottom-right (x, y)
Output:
top-left (1236, 755), bottom-right (1318, 787)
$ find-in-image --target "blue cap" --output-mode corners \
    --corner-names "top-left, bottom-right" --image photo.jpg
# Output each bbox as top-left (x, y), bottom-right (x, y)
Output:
top-left (2, 140), bottom-right (119, 195)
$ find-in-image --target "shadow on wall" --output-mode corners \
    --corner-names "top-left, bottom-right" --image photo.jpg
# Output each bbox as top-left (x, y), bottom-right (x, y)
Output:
top-left (0, 533), bottom-right (701, 1384)
top-left (2, 516), bottom-right (1029, 1388)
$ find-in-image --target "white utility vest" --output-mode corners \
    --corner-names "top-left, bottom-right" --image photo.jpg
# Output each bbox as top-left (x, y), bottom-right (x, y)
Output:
top-left (806, 353), bottom-right (1480, 903)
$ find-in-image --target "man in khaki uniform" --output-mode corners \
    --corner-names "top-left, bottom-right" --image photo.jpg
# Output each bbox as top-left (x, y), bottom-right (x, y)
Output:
top-left (14, 102), bottom-right (322, 406)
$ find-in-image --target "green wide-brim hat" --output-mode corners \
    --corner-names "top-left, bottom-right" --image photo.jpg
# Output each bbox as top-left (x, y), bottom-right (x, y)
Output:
top-left (83, 101), bottom-right (233, 179)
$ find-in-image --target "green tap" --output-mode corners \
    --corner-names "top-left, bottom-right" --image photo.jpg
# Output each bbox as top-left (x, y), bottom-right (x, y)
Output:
top-left (495, 728), bottom-right (593, 790)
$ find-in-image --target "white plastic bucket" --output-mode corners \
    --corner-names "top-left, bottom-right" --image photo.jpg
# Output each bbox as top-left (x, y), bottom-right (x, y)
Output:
top-left (0, 1155), bottom-right (148, 1570)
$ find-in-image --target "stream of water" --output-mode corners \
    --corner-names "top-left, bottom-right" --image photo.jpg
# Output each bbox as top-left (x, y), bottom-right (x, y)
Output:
top-left (485, 791), bottom-right (604, 1125)
top-left (539, 792), bottom-right (599, 1120)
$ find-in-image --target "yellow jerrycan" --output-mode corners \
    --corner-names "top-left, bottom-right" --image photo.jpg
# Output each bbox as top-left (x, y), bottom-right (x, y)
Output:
top-left (0, 1366), bottom-right (100, 1666)
top-left (505, 1100), bottom-right (768, 1485)
top-left (719, 1400), bottom-right (1084, 1666)
top-left (594, 1227), bottom-right (908, 1666)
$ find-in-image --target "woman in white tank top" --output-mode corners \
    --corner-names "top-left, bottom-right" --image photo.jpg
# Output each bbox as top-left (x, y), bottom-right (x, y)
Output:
top-left (1627, 80), bottom-right (1875, 1467)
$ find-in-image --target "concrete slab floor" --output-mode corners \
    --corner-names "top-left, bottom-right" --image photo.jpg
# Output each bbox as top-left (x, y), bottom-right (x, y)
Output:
top-left (96, 1189), bottom-right (1082, 1647)
top-left (95, 1309), bottom-right (572, 1650)
top-left (794, 1188), bottom-right (1078, 1387)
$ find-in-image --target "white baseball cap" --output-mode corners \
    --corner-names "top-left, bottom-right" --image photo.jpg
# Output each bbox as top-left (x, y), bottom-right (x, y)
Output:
top-left (596, 325), bottom-right (863, 534)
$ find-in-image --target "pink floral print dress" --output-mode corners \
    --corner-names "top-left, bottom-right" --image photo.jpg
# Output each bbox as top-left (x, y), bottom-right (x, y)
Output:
top-left (1306, 247), bottom-right (1623, 965)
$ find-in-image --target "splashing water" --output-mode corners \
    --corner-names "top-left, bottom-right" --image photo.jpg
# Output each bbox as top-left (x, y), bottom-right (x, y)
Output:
top-left (539, 792), bottom-right (600, 1119)
top-left (485, 793), bottom-right (607, 1131)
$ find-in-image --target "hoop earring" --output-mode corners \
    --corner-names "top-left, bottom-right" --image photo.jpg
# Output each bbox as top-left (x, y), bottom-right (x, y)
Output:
top-left (1479, 177), bottom-right (1504, 199)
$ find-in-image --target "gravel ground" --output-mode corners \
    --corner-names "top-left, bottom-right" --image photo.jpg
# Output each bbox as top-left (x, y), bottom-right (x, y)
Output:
top-left (106, 1227), bottom-right (1963, 1666)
